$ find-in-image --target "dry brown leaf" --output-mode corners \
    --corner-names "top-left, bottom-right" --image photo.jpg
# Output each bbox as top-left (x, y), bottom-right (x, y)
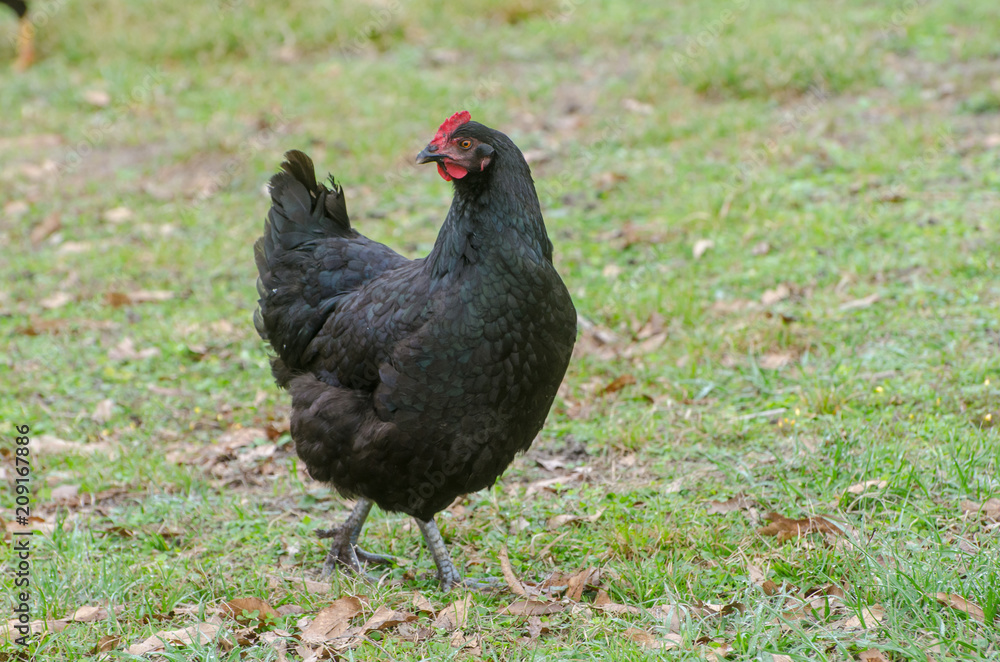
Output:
top-left (40, 292), bottom-right (73, 309)
top-left (357, 606), bottom-right (417, 634)
top-left (411, 592), bottom-right (435, 615)
top-left (758, 512), bottom-right (844, 543)
top-left (396, 621), bottom-right (436, 643)
top-left (103, 207), bottom-right (134, 224)
top-left (935, 593), bottom-right (988, 623)
top-left (526, 615), bottom-right (550, 639)
top-left (499, 600), bottom-right (566, 616)
top-left (771, 656), bottom-right (792, 662)
top-left (105, 290), bottom-right (174, 307)
top-left (847, 479), bottom-right (888, 495)
top-left (50, 484), bottom-right (81, 502)
top-left (759, 352), bottom-right (794, 370)
top-left (36, 435), bottom-right (103, 456)
top-left (30, 213), bottom-right (61, 245)
top-left (960, 498), bottom-right (1000, 522)
top-left (71, 605), bottom-right (108, 622)
top-left (592, 590), bottom-right (640, 615)
top-left (565, 567), bottom-right (600, 602)
top-left (108, 338), bottom-right (161, 361)
top-left (546, 509), bottom-right (604, 531)
top-left (839, 604), bottom-right (885, 630)
top-left (692, 238), bottom-right (714, 259)
top-left (300, 597), bottom-right (364, 643)
top-left (499, 546), bottom-right (528, 597)
top-left (602, 374), bottom-right (636, 394)
top-left (218, 427), bottom-right (269, 451)
top-left (624, 627), bottom-right (660, 649)
top-left (859, 649), bottom-right (890, 662)
top-left (433, 595), bottom-right (471, 631)
top-left (127, 623), bottom-right (230, 655)
top-left (707, 494), bottom-right (754, 515)
top-left (761, 284), bottom-right (791, 306)
top-left (839, 293), bottom-right (879, 312)
top-left (92, 398), bottom-right (115, 423)
top-left (93, 634), bottom-right (121, 653)
top-left (222, 597), bottom-right (279, 624)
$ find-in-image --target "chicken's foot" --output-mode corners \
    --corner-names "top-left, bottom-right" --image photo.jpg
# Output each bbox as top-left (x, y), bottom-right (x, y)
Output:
top-left (317, 498), bottom-right (393, 576)
top-left (416, 517), bottom-right (500, 592)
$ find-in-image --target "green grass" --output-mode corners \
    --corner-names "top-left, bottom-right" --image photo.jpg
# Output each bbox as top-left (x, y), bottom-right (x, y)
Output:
top-left (2, 0), bottom-right (999, 659)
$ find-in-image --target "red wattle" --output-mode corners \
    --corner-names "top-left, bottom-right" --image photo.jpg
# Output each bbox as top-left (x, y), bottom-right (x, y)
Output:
top-left (443, 162), bottom-right (468, 179)
top-left (436, 163), bottom-right (452, 181)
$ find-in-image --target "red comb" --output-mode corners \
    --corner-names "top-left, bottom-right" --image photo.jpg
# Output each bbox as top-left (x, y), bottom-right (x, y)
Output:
top-left (431, 110), bottom-right (471, 145)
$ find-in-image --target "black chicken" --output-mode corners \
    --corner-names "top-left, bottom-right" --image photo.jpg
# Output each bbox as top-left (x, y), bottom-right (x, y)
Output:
top-left (254, 111), bottom-right (577, 589)
top-left (2, 0), bottom-right (34, 70)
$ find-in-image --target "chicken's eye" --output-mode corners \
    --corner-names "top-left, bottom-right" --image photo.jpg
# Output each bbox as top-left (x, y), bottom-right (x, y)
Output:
top-left (459, 139), bottom-right (473, 150)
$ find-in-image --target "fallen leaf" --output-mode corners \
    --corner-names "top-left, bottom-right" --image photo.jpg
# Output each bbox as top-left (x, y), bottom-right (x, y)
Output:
top-left (840, 604), bottom-right (885, 630)
top-left (433, 595), bottom-right (470, 631)
top-left (127, 623), bottom-right (230, 655)
top-left (546, 509), bottom-right (604, 531)
top-left (72, 605), bottom-right (109, 622)
top-left (108, 338), bottom-right (161, 361)
top-left (92, 398), bottom-right (115, 423)
top-left (602, 374), bottom-right (636, 394)
top-left (707, 494), bottom-right (754, 515)
top-left (218, 427), bottom-right (269, 451)
top-left (758, 512), bottom-right (845, 543)
top-left (300, 597), bottom-right (364, 643)
top-left (84, 89), bottom-right (111, 107)
top-left (411, 592), bottom-right (435, 615)
top-left (499, 546), bottom-right (528, 597)
top-left (499, 600), bottom-right (566, 616)
top-left (50, 484), bottom-right (81, 502)
top-left (564, 567), bottom-right (600, 602)
top-left (624, 627), bottom-right (660, 649)
top-left (221, 597), bottom-right (279, 624)
top-left (759, 352), bottom-right (794, 370)
top-left (357, 606), bottom-right (417, 634)
top-left (105, 290), bottom-right (175, 307)
top-left (858, 649), bottom-right (890, 662)
top-left (960, 498), bottom-right (1000, 522)
top-left (526, 615), bottom-right (549, 639)
top-left (35, 435), bottom-right (102, 455)
top-left (93, 634), bottom-right (121, 653)
top-left (935, 593), bottom-right (988, 624)
top-left (593, 590), bottom-right (640, 615)
top-left (839, 293), bottom-right (879, 312)
top-left (846, 479), bottom-right (888, 495)
top-left (30, 213), bottom-right (61, 245)
top-left (40, 292), bottom-right (73, 309)
top-left (103, 207), bottom-right (134, 224)
top-left (761, 284), bottom-right (791, 306)
top-left (692, 238), bottom-right (714, 259)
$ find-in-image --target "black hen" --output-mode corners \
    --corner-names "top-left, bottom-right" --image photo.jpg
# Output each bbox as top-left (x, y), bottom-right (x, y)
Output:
top-left (254, 111), bottom-right (577, 589)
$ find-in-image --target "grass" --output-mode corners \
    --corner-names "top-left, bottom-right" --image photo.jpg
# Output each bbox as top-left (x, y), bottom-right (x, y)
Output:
top-left (1, 0), bottom-right (999, 659)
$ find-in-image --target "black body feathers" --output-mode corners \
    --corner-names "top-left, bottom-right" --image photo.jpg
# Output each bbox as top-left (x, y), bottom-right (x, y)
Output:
top-left (254, 127), bottom-right (576, 521)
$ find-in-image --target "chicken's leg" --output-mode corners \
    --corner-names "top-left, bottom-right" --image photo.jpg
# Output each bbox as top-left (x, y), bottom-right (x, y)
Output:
top-left (14, 17), bottom-right (35, 71)
top-left (317, 498), bottom-right (393, 576)
top-left (416, 517), bottom-right (499, 592)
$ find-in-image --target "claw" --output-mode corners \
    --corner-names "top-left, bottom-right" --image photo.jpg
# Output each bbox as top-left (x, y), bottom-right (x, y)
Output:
top-left (318, 499), bottom-right (394, 578)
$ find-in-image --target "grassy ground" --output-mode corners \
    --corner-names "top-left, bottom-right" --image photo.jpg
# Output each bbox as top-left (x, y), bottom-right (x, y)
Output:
top-left (1, 0), bottom-right (999, 659)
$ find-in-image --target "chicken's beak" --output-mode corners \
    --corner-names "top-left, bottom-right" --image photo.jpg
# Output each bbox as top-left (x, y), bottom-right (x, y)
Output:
top-left (416, 144), bottom-right (443, 165)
